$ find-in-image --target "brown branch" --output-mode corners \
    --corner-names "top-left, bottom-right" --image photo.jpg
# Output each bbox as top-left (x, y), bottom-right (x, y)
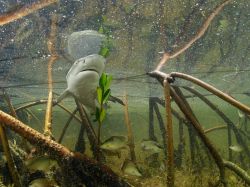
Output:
top-left (163, 79), bottom-right (174, 187)
top-left (223, 160), bottom-right (250, 185)
top-left (15, 100), bottom-right (48, 111)
top-left (74, 98), bottom-right (100, 159)
top-left (170, 87), bottom-right (227, 186)
top-left (0, 124), bottom-right (22, 187)
top-left (155, 0), bottom-right (231, 70)
top-left (123, 94), bottom-right (136, 162)
top-left (181, 86), bottom-right (250, 159)
top-left (0, 0), bottom-right (58, 26)
top-left (44, 14), bottom-right (58, 138)
top-left (58, 108), bottom-right (78, 143)
top-left (148, 71), bottom-right (227, 186)
top-left (2, 91), bottom-right (29, 185)
top-left (15, 100), bottom-right (82, 124)
top-left (170, 72), bottom-right (250, 115)
top-left (25, 108), bottom-right (42, 126)
top-left (3, 90), bottom-right (18, 118)
top-left (204, 125), bottom-right (227, 134)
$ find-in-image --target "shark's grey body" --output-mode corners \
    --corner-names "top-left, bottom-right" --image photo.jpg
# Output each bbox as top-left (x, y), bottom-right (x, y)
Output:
top-left (57, 54), bottom-right (106, 111)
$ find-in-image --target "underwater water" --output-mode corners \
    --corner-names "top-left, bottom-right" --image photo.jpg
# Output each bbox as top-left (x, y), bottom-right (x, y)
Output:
top-left (0, 0), bottom-right (250, 187)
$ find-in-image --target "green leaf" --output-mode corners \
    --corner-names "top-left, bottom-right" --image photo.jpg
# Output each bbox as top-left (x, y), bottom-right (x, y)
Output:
top-left (102, 15), bottom-right (107, 23)
top-left (99, 73), bottom-right (107, 89)
top-left (99, 46), bottom-right (110, 58)
top-left (97, 87), bottom-right (103, 104)
top-left (99, 108), bottom-right (106, 122)
top-left (104, 75), bottom-right (112, 92)
top-left (103, 89), bottom-right (111, 103)
top-left (98, 26), bottom-right (104, 34)
top-left (95, 107), bottom-right (100, 121)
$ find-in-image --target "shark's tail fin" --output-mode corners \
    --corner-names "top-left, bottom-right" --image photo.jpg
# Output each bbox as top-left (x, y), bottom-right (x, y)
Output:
top-left (53, 89), bottom-right (70, 106)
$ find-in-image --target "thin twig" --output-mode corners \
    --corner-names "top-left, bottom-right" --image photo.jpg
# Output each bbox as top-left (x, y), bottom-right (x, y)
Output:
top-left (163, 79), bottom-right (174, 187)
top-left (15, 99), bottom-right (83, 125)
top-left (15, 100), bottom-right (48, 111)
top-left (44, 14), bottom-right (58, 138)
top-left (148, 98), bottom-right (157, 141)
top-left (123, 94), bottom-right (136, 162)
top-left (155, 0), bottom-right (231, 70)
top-left (0, 0), bottom-right (58, 26)
top-left (24, 108), bottom-right (42, 126)
top-left (0, 124), bottom-right (22, 187)
top-left (204, 125), bottom-right (227, 134)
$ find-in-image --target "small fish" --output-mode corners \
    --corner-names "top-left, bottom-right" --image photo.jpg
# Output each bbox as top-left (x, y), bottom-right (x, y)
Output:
top-left (237, 110), bottom-right (244, 119)
top-left (121, 159), bottom-right (142, 177)
top-left (29, 178), bottom-right (57, 187)
top-left (25, 156), bottom-right (58, 172)
top-left (100, 136), bottom-right (127, 151)
top-left (141, 139), bottom-right (163, 154)
top-left (101, 149), bottom-right (121, 158)
top-left (229, 145), bottom-right (243, 153)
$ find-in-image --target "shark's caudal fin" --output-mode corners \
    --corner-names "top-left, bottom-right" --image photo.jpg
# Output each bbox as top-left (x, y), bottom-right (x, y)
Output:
top-left (54, 89), bottom-right (70, 106)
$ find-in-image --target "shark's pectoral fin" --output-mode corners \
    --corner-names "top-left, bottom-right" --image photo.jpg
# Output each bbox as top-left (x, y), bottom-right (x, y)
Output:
top-left (54, 89), bottom-right (70, 105)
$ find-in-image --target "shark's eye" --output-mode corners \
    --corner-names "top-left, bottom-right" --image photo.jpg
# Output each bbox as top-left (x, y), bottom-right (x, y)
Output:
top-left (82, 59), bottom-right (86, 63)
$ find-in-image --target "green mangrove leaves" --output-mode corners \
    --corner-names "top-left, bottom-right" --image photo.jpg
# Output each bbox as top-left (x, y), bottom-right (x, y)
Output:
top-left (95, 73), bottom-right (113, 123)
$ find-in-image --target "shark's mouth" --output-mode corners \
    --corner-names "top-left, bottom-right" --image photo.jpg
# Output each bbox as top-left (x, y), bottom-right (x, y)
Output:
top-left (79, 68), bottom-right (99, 74)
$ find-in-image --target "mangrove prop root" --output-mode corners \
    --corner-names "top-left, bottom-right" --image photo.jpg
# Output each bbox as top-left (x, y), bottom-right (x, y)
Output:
top-left (152, 102), bottom-right (167, 153)
top-left (223, 160), bottom-right (250, 185)
top-left (44, 91), bottom-right (53, 137)
top-left (148, 70), bottom-right (227, 186)
top-left (153, 97), bottom-right (187, 123)
top-left (170, 87), bottom-right (227, 186)
top-left (74, 98), bottom-right (100, 159)
top-left (58, 108), bottom-right (78, 143)
top-left (15, 99), bottom-right (82, 125)
top-left (228, 125), bottom-right (233, 161)
top-left (0, 124), bottom-right (22, 187)
top-left (155, 0), bottom-right (231, 70)
top-left (163, 79), bottom-right (174, 187)
top-left (0, 0), bottom-right (58, 26)
top-left (15, 100), bottom-right (49, 111)
top-left (123, 94), bottom-right (136, 162)
top-left (204, 125), bottom-right (227, 134)
top-left (170, 72), bottom-right (250, 115)
top-left (182, 86), bottom-right (250, 159)
top-left (3, 91), bottom-right (18, 118)
top-left (44, 14), bottom-right (58, 138)
top-left (0, 110), bottom-right (130, 186)
top-left (148, 98), bottom-right (157, 141)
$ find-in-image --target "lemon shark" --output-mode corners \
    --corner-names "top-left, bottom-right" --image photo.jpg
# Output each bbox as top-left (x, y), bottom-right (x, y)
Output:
top-left (56, 54), bottom-right (106, 112)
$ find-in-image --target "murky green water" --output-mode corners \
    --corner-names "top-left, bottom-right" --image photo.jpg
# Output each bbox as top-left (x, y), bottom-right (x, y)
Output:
top-left (0, 0), bottom-right (249, 186)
